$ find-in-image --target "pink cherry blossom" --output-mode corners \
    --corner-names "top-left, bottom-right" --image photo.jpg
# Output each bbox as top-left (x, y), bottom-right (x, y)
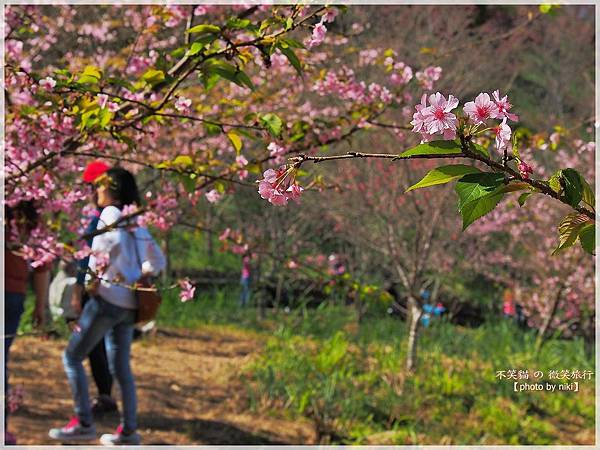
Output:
top-left (174, 96), bottom-right (192, 112)
top-left (218, 228), bottom-right (231, 242)
top-left (178, 278), bottom-right (196, 302)
top-left (307, 22), bottom-right (327, 48)
top-left (322, 8), bottom-right (338, 23)
top-left (518, 161), bottom-right (533, 179)
top-left (205, 189), bottom-right (223, 203)
top-left (96, 93), bottom-right (109, 109)
top-left (494, 118), bottom-right (512, 153)
top-left (107, 101), bottom-right (120, 112)
top-left (390, 62), bottom-right (413, 86)
top-left (415, 66), bottom-right (442, 90)
top-left (257, 166), bottom-right (304, 206)
top-left (491, 90), bottom-right (519, 121)
top-left (422, 92), bottom-right (459, 134)
top-left (463, 93), bottom-right (499, 124)
top-left (410, 94), bottom-right (429, 134)
top-left (285, 183), bottom-right (304, 203)
top-left (38, 76), bottom-right (56, 90)
top-left (236, 154), bottom-right (248, 166)
top-left (73, 244), bottom-right (92, 261)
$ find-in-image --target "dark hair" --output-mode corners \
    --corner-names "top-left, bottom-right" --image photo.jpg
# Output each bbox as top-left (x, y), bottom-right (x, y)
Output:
top-left (106, 167), bottom-right (141, 207)
top-left (5, 200), bottom-right (39, 234)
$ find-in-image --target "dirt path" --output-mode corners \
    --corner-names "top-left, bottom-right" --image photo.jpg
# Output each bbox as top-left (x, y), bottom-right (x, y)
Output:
top-left (7, 326), bottom-right (316, 445)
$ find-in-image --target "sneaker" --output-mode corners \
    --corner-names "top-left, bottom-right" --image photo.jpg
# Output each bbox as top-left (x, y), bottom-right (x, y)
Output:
top-left (5, 431), bottom-right (17, 445)
top-left (48, 416), bottom-right (96, 441)
top-left (92, 395), bottom-right (118, 416)
top-left (100, 425), bottom-right (141, 445)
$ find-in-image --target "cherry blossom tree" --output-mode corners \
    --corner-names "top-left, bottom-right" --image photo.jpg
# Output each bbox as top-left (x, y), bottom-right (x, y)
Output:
top-left (4, 4), bottom-right (594, 371)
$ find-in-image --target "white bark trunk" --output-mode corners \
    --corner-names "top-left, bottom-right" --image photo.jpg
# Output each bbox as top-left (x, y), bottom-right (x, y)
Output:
top-left (406, 297), bottom-right (422, 372)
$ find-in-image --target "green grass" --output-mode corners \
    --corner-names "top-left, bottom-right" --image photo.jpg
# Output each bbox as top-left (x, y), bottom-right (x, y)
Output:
top-left (18, 287), bottom-right (594, 445)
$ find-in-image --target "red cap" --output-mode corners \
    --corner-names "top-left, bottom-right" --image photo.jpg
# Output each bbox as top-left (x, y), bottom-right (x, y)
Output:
top-left (83, 161), bottom-right (109, 183)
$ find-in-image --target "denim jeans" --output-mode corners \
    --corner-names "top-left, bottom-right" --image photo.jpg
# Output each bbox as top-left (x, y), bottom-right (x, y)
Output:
top-left (5, 291), bottom-right (25, 427)
top-left (63, 296), bottom-right (137, 432)
top-left (239, 277), bottom-right (250, 306)
top-left (81, 293), bottom-right (113, 397)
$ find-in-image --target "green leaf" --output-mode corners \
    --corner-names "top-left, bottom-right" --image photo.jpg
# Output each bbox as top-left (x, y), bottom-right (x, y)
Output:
top-left (200, 72), bottom-right (220, 91)
top-left (548, 170), bottom-right (563, 194)
top-left (107, 77), bottom-right (134, 91)
top-left (226, 17), bottom-right (251, 29)
top-left (76, 65), bottom-right (103, 85)
top-left (204, 122), bottom-right (221, 136)
top-left (579, 223), bottom-right (595, 255)
top-left (278, 45), bottom-right (302, 76)
top-left (548, 168), bottom-right (594, 210)
top-left (259, 113), bottom-right (283, 137)
top-left (207, 61), bottom-right (254, 90)
top-left (179, 173), bottom-right (197, 193)
top-left (579, 175), bottom-right (595, 210)
top-left (279, 37), bottom-right (305, 49)
top-left (539, 4), bottom-right (560, 14)
top-left (186, 24), bottom-right (221, 34)
top-left (518, 192), bottom-right (533, 207)
top-left (227, 131), bottom-right (243, 154)
top-left (186, 42), bottom-right (205, 56)
top-left (98, 108), bottom-right (112, 128)
top-left (397, 140), bottom-right (463, 158)
top-left (406, 164), bottom-right (481, 192)
top-left (235, 70), bottom-right (255, 91)
top-left (553, 213), bottom-right (590, 254)
top-left (173, 155), bottom-right (194, 167)
top-left (561, 168), bottom-right (584, 208)
top-left (142, 69), bottom-right (165, 86)
top-left (455, 172), bottom-right (505, 230)
top-left (497, 182), bottom-right (531, 194)
top-left (285, 17), bottom-right (294, 31)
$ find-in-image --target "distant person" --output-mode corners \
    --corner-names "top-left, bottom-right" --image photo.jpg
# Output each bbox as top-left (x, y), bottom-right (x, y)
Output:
top-left (420, 289), bottom-right (432, 327)
top-left (5, 201), bottom-right (51, 445)
top-left (240, 254), bottom-right (251, 306)
top-left (49, 167), bottom-right (166, 445)
top-left (503, 288), bottom-right (516, 319)
top-left (421, 305), bottom-right (432, 327)
top-left (515, 303), bottom-right (526, 328)
top-left (48, 260), bottom-right (78, 320)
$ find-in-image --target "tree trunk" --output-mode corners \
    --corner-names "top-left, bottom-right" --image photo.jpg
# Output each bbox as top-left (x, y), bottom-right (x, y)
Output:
top-left (406, 296), bottom-right (422, 373)
top-left (535, 287), bottom-right (562, 352)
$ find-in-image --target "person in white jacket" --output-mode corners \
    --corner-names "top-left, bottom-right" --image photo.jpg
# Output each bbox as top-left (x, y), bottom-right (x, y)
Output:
top-left (49, 167), bottom-right (165, 445)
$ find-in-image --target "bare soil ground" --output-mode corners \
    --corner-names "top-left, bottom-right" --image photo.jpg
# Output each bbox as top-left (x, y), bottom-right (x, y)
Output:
top-left (7, 326), bottom-right (316, 445)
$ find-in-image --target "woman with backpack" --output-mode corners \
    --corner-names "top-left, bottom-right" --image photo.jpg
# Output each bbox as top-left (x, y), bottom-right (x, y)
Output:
top-left (49, 167), bottom-right (165, 445)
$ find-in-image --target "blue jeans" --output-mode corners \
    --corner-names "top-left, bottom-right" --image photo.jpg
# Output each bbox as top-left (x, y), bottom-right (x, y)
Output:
top-left (240, 277), bottom-right (250, 306)
top-left (5, 291), bottom-right (25, 426)
top-left (63, 297), bottom-right (137, 432)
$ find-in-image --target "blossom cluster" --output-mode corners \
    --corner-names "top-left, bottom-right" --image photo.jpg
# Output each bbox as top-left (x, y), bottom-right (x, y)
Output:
top-left (178, 278), bottom-right (196, 302)
top-left (306, 8), bottom-right (338, 48)
top-left (218, 228), bottom-right (248, 255)
top-left (257, 166), bottom-right (304, 206)
top-left (410, 90), bottom-right (535, 178)
top-left (313, 67), bottom-right (393, 105)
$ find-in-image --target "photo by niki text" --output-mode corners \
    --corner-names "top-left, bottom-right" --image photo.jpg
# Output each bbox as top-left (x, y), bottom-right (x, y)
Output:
top-left (495, 369), bottom-right (593, 393)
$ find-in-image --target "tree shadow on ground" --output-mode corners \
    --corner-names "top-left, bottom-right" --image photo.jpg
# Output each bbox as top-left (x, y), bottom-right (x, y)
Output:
top-left (137, 413), bottom-right (286, 445)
